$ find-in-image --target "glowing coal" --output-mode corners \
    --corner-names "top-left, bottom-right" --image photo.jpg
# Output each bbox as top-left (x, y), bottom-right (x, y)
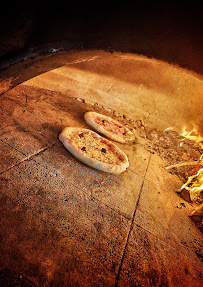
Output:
top-left (180, 165), bottom-right (203, 202)
top-left (178, 127), bottom-right (203, 221)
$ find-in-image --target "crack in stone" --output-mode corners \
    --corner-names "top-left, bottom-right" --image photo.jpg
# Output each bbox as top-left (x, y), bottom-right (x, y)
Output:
top-left (0, 140), bottom-right (57, 175)
top-left (0, 139), bottom-right (27, 157)
top-left (105, 81), bottom-right (119, 93)
top-left (114, 153), bottom-right (152, 286)
top-left (17, 273), bottom-right (38, 287)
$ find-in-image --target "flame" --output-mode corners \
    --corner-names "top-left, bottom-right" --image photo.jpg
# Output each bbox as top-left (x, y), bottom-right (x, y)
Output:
top-left (181, 126), bottom-right (203, 149)
top-left (180, 126), bottom-right (203, 204)
top-left (181, 168), bottom-right (203, 202)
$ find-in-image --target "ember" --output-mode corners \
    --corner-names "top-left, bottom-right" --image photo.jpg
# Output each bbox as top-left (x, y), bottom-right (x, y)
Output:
top-left (178, 127), bottom-right (203, 222)
top-left (180, 166), bottom-right (203, 202)
top-left (180, 126), bottom-right (203, 149)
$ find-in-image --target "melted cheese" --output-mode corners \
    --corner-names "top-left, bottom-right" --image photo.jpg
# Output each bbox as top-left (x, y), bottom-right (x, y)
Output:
top-left (71, 131), bottom-right (122, 164)
top-left (94, 115), bottom-right (130, 136)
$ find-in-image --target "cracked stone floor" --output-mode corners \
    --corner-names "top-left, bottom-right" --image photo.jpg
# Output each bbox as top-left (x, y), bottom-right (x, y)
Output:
top-left (0, 50), bottom-right (203, 286)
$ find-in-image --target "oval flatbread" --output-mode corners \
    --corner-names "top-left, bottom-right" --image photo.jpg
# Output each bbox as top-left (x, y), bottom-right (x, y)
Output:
top-left (59, 127), bottom-right (129, 174)
top-left (84, 111), bottom-right (135, 143)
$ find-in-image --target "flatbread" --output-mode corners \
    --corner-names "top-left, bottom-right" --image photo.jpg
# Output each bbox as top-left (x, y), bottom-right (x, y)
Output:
top-left (59, 127), bottom-right (129, 174)
top-left (84, 111), bottom-right (135, 143)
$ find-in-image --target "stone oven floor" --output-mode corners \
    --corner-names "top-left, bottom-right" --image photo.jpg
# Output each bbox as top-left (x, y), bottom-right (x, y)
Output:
top-left (0, 50), bottom-right (203, 286)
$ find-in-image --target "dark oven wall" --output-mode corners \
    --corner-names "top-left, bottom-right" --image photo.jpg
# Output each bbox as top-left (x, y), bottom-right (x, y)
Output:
top-left (0, 1), bottom-right (202, 74)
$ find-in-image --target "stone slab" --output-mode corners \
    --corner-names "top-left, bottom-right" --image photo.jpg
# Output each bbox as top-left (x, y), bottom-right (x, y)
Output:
top-left (117, 225), bottom-right (203, 287)
top-left (0, 95), bottom-right (56, 156)
top-left (32, 140), bottom-right (144, 219)
top-left (0, 86), bottom-right (89, 157)
top-left (0, 50), bottom-right (202, 286)
top-left (0, 160), bottom-right (131, 286)
top-left (134, 153), bottom-right (203, 253)
top-left (23, 71), bottom-right (150, 124)
top-left (0, 141), bottom-right (25, 173)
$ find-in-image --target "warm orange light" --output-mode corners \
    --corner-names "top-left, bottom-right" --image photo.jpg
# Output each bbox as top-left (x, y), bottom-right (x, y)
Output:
top-left (181, 126), bottom-right (203, 149)
top-left (180, 168), bottom-right (203, 202)
top-left (180, 125), bottom-right (203, 203)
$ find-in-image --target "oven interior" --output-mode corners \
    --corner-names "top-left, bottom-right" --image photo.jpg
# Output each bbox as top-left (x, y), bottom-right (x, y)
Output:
top-left (0, 3), bottom-right (203, 286)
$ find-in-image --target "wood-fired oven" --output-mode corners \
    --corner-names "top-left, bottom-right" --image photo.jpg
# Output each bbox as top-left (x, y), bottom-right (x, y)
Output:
top-left (0, 2), bottom-right (202, 286)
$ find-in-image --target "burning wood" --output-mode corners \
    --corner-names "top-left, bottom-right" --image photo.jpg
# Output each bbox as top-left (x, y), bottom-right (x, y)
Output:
top-left (164, 159), bottom-right (202, 170)
top-left (176, 127), bottom-right (203, 211)
top-left (181, 126), bottom-right (203, 149)
top-left (144, 123), bottom-right (203, 222)
top-left (190, 203), bottom-right (203, 222)
top-left (178, 168), bottom-right (203, 202)
top-left (148, 126), bottom-right (202, 182)
top-left (164, 154), bottom-right (203, 170)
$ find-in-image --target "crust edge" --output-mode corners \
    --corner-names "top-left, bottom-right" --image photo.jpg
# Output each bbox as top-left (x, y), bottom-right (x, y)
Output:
top-left (84, 111), bottom-right (134, 143)
top-left (59, 127), bottom-right (129, 174)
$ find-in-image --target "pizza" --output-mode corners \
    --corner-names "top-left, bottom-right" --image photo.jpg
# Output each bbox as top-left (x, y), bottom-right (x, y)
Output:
top-left (59, 127), bottom-right (129, 174)
top-left (84, 111), bottom-right (135, 143)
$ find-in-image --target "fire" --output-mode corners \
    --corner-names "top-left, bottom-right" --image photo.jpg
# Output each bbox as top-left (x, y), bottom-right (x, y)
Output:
top-left (180, 167), bottom-right (203, 202)
top-left (180, 126), bottom-right (203, 207)
top-left (181, 126), bottom-right (203, 149)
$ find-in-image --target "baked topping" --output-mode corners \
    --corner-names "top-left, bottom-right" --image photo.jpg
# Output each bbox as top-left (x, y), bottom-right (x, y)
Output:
top-left (94, 115), bottom-right (128, 136)
top-left (84, 111), bottom-right (135, 143)
top-left (59, 127), bottom-right (129, 174)
top-left (68, 130), bottom-right (123, 164)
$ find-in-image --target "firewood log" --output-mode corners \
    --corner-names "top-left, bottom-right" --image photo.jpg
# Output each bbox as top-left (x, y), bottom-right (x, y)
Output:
top-left (190, 203), bottom-right (203, 222)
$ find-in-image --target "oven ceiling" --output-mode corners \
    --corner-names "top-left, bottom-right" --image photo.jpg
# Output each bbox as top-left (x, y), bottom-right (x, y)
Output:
top-left (0, 1), bottom-right (202, 74)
